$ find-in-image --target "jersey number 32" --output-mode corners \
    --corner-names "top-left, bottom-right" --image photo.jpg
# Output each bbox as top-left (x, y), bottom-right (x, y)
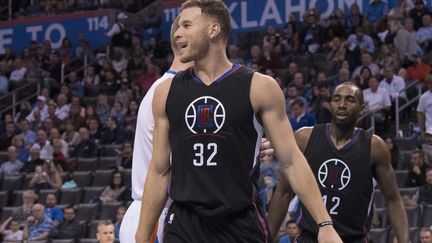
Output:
top-left (193, 143), bottom-right (218, 166)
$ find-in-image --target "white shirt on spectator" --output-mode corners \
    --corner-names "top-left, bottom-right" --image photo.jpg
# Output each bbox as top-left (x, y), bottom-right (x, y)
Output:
top-left (9, 67), bottom-right (27, 82)
top-left (55, 105), bottom-right (70, 120)
top-left (417, 90), bottom-right (432, 131)
top-left (379, 75), bottom-right (407, 100)
top-left (26, 105), bottom-right (48, 122)
top-left (415, 25), bottom-right (432, 44)
top-left (363, 87), bottom-right (391, 111)
top-left (34, 141), bottom-right (53, 161)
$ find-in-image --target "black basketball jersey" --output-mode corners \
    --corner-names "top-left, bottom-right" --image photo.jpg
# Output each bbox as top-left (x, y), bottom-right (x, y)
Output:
top-left (298, 124), bottom-right (374, 238)
top-left (165, 64), bottom-right (264, 220)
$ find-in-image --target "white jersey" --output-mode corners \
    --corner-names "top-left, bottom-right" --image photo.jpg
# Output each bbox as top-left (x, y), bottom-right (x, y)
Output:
top-left (131, 71), bottom-right (176, 200)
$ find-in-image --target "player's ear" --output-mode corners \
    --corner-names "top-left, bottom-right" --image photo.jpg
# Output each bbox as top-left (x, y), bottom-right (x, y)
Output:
top-left (208, 22), bottom-right (221, 39)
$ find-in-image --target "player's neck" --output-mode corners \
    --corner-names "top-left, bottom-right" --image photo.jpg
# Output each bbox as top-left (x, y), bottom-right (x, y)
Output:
top-left (329, 123), bottom-right (356, 148)
top-left (193, 47), bottom-right (232, 86)
top-left (169, 57), bottom-right (193, 73)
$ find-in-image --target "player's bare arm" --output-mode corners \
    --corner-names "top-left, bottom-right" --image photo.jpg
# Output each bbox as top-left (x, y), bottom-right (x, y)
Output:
top-left (250, 73), bottom-right (342, 243)
top-left (136, 78), bottom-right (173, 243)
top-left (267, 127), bottom-right (312, 236)
top-left (371, 135), bottom-right (409, 243)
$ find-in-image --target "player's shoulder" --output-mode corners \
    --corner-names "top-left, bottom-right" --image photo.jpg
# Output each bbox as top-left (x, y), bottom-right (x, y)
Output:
top-left (294, 126), bottom-right (313, 151)
top-left (370, 134), bottom-right (389, 158)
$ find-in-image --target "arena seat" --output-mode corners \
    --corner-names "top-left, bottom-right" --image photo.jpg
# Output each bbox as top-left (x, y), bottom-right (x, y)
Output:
top-left (99, 201), bottom-right (122, 220)
top-left (59, 188), bottom-right (83, 205)
top-left (76, 203), bottom-right (99, 222)
top-left (82, 187), bottom-right (105, 203)
top-left (405, 206), bottom-right (420, 227)
top-left (1, 175), bottom-right (23, 191)
top-left (76, 157), bottom-right (98, 171)
top-left (91, 169), bottom-right (114, 187)
top-left (73, 171), bottom-right (93, 187)
top-left (0, 190), bottom-right (9, 208)
top-left (421, 203), bottom-right (432, 227)
top-left (368, 228), bottom-right (388, 243)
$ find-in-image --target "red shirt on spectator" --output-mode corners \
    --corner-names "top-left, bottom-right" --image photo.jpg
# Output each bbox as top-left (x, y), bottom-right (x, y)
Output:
top-left (407, 61), bottom-right (431, 83)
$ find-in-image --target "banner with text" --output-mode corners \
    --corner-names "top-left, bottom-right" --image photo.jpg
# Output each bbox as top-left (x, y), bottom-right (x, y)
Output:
top-left (162, 0), bottom-right (404, 39)
top-left (0, 9), bottom-right (113, 55)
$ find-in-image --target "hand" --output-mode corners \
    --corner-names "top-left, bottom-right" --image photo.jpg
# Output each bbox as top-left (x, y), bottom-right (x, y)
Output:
top-left (317, 225), bottom-right (342, 243)
top-left (412, 166), bottom-right (421, 175)
top-left (259, 138), bottom-right (274, 164)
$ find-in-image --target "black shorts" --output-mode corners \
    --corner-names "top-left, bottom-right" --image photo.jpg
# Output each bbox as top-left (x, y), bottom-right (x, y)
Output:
top-left (295, 229), bottom-right (368, 243)
top-left (163, 202), bottom-right (271, 243)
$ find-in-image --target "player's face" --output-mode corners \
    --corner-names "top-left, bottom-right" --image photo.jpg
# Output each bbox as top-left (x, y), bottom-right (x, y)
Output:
top-left (330, 85), bottom-right (363, 126)
top-left (175, 7), bottom-right (210, 63)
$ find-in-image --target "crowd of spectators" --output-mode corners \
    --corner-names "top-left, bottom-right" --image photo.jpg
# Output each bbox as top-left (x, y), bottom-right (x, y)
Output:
top-left (1, 0), bottom-right (432, 241)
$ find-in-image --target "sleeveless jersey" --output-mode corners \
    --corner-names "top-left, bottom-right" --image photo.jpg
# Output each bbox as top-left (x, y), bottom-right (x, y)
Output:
top-left (298, 124), bottom-right (374, 238)
top-left (131, 71), bottom-right (176, 201)
top-left (165, 64), bottom-right (263, 220)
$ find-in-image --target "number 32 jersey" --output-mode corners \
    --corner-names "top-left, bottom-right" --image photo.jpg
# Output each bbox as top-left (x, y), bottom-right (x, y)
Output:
top-left (298, 124), bottom-right (374, 238)
top-left (165, 64), bottom-right (263, 220)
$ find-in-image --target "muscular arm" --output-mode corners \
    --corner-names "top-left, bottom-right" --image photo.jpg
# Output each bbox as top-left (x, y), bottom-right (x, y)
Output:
top-left (267, 127), bottom-right (312, 236)
top-left (372, 135), bottom-right (409, 243)
top-left (251, 74), bottom-right (340, 243)
top-left (417, 111), bottom-right (426, 138)
top-left (135, 80), bottom-right (173, 243)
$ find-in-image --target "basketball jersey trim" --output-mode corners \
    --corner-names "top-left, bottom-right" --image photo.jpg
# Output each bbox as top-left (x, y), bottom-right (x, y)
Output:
top-left (166, 70), bottom-right (177, 75)
top-left (325, 123), bottom-right (361, 150)
top-left (191, 63), bottom-right (242, 84)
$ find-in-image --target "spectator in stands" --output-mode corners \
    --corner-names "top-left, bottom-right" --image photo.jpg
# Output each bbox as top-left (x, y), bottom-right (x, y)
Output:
top-left (285, 84), bottom-right (308, 116)
top-left (96, 220), bottom-right (115, 243)
top-left (124, 99), bottom-right (138, 134)
top-left (405, 150), bottom-right (430, 187)
top-left (44, 193), bottom-right (63, 226)
top-left (100, 70), bottom-right (119, 96)
top-left (84, 105), bottom-right (99, 126)
top-left (418, 75), bottom-right (432, 141)
top-left (423, 129), bottom-right (432, 164)
top-left (68, 104), bottom-right (86, 131)
top-left (12, 190), bottom-right (38, 225)
top-left (334, 68), bottom-right (350, 86)
top-left (101, 117), bottom-right (126, 145)
top-left (0, 62), bottom-right (8, 95)
top-left (83, 65), bottom-right (100, 96)
top-left (106, 12), bottom-right (131, 58)
top-left (99, 171), bottom-right (126, 203)
top-left (71, 127), bottom-right (98, 159)
top-left (52, 138), bottom-right (69, 172)
top-left (12, 135), bottom-right (29, 162)
top-left (15, 101), bottom-right (32, 124)
top-left (228, 44), bottom-right (245, 64)
top-left (385, 137), bottom-right (400, 169)
top-left (109, 102), bottom-right (126, 128)
top-left (54, 93), bottom-right (69, 121)
top-left (61, 119), bottom-right (80, 147)
top-left (0, 218), bottom-right (23, 242)
top-left (36, 129), bottom-right (53, 160)
top-left (365, 0), bottom-right (388, 24)
top-left (415, 14), bottom-right (432, 53)
top-left (21, 145), bottom-right (43, 173)
top-left (345, 27), bottom-right (375, 54)
top-left (288, 99), bottom-right (316, 131)
top-left (0, 145), bottom-right (23, 179)
top-left (380, 64), bottom-right (407, 101)
top-left (376, 43), bottom-right (398, 68)
top-left (45, 102), bottom-right (62, 129)
top-left (26, 96), bottom-right (48, 123)
top-left (0, 122), bottom-right (16, 151)
top-left (278, 219), bottom-right (299, 243)
top-left (61, 173), bottom-right (77, 190)
top-left (245, 45), bottom-right (264, 70)
top-left (115, 70), bottom-right (133, 100)
top-left (406, 57), bottom-right (431, 83)
top-left (114, 206), bottom-right (126, 239)
top-left (88, 118), bottom-right (102, 144)
top-left (409, 0), bottom-right (432, 30)
top-left (116, 141), bottom-right (132, 171)
top-left (23, 203), bottom-right (53, 241)
top-left (139, 63), bottom-right (160, 95)
top-left (28, 161), bottom-right (62, 191)
top-left (43, 51), bottom-right (62, 93)
top-left (420, 227), bottom-right (432, 243)
top-left (96, 94), bottom-right (111, 127)
top-left (388, 9), bottom-right (423, 63)
top-left (111, 51), bottom-right (128, 75)
top-left (313, 81), bottom-right (332, 124)
top-left (352, 52), bottom-right (380, 79)
top-left (49, 128), bottom-right (68, 157)
top-left (416, 168), bottom-right (432, 205)
top-left (68, 71), bottom-right (84, 97)
top-left (9, 57), bottom-right (27, 89)
top-left (363, 76), bottom-right (392, 130)
top-left (48, 206), bottom-right (82, 241)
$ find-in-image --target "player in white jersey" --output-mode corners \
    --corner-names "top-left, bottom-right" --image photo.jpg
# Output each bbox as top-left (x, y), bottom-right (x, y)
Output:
top-left (120, 18), bottom-right (275, 243)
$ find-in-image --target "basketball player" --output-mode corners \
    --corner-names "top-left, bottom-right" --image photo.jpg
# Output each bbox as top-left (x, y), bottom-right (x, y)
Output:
top-left (136, 1), bottom-right (341, 243)
top-left (119, 16), bottom-right (275, 243)
top-left (268, 82), bottom-right (409, 243)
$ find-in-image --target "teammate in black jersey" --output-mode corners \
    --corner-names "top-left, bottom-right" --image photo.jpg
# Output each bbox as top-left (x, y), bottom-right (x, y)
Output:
top-left (136, 1), bottom-right (341, 243)
top-left (268, 82), bottom-right (409, 243)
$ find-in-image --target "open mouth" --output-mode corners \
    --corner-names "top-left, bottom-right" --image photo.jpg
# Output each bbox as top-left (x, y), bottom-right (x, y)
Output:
top-left (177, 42), bottom-right (188, 49)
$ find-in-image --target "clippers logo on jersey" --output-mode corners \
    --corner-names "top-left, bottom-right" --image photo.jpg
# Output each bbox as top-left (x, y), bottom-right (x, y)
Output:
top-left (318, 158), bottom-right (351, 190)
top-left (185, 96), bottom-right (225, 134)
